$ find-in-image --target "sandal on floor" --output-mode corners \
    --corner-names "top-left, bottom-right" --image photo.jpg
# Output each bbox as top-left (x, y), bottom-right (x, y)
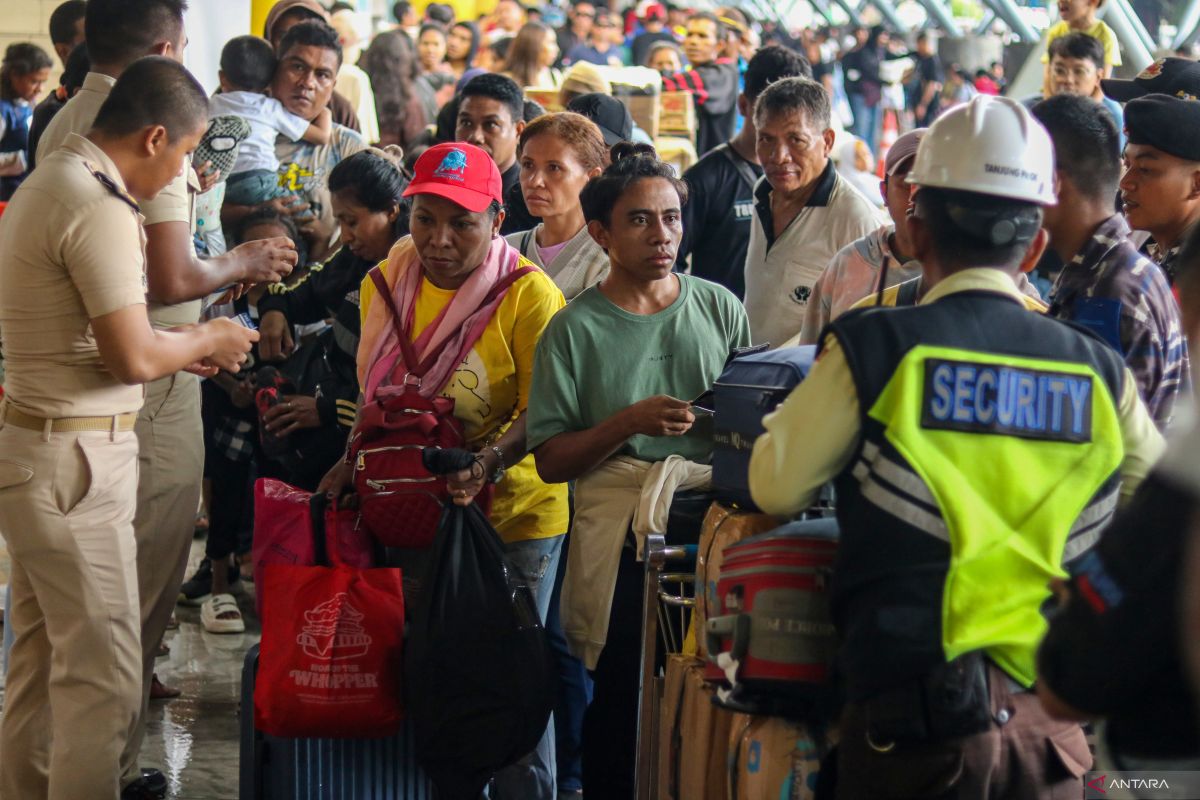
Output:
top-left (150, 673), bottom-right (181, 701)
top-left (201, 593), bottom-right (245, 634)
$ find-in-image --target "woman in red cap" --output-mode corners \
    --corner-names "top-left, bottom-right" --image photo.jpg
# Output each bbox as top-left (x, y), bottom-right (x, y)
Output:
top-left (321, 141), bottom-right (567, 798)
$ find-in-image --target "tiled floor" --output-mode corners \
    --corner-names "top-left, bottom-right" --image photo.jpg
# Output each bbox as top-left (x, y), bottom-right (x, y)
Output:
top-left (1, 541), bottom-right (258, 800)
top-left (141, 570), bottom-right (259, 800)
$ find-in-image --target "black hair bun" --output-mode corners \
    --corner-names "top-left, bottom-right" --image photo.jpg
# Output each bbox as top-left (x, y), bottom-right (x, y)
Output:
top-left (610, 141), bottom-right (657, 163)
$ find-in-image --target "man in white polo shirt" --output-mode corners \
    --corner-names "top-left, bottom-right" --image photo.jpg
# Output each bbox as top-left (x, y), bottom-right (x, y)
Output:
top-left (742, 77), bottom-right (885, 347)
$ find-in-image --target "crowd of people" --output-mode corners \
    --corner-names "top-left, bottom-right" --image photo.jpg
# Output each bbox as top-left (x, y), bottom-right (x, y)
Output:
top-left (1, 0), bottom-right (1200, 798)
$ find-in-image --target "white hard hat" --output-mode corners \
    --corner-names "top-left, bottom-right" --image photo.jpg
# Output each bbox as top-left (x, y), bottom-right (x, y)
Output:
top-left (906, 95), bottom-right (1057, 207)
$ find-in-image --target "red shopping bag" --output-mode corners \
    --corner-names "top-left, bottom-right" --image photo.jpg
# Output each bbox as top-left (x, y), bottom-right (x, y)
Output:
top-left (252, 478), bottom-right (376, 618)
top-left (254, 493), bottom-right (405, 739)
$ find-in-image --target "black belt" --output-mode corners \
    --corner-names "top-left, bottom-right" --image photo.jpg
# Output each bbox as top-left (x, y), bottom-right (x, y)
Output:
top-left (859, 653), bottom-right (1027, 749)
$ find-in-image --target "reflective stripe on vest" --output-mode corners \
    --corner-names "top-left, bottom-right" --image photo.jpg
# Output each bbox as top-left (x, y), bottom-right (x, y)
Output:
top-left (865, 343), bottom-right (1124, 687)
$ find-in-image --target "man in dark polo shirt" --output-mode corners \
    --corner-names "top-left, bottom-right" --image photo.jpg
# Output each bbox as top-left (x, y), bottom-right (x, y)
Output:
top-left (455, 73), bottom-right (539, 234)
top-left (26, 0), bottom-right (87, 171)
top-left (676, 45), bottom-right (811, 299)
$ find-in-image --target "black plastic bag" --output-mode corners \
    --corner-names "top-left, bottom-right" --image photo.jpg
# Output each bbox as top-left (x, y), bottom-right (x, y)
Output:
top-left (404, 458), bottom-right (557, 799)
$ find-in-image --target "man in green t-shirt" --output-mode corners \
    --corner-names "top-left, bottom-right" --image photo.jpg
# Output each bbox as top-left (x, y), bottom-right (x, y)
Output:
top-left (527, 148), bottom-right (749, 797)
top-left (527, 272), bottom-right (748, 465)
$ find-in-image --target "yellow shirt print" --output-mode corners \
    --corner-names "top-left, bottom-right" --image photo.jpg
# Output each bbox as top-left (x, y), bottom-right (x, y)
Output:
top-left (278, 162), bottom-right (314, 192)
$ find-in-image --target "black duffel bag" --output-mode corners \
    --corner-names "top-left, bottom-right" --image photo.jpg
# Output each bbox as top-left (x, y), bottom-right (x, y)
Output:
top-left (404, 448), bottom-right (557, 799)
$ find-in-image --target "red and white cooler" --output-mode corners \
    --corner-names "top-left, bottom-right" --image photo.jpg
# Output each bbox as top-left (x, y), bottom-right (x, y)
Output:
top-left (704, 518), bottom-right (839, 698)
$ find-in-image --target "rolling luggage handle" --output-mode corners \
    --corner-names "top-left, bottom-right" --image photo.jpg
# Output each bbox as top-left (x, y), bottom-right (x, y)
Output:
top-left (704, 612), bottom-right (751, 671)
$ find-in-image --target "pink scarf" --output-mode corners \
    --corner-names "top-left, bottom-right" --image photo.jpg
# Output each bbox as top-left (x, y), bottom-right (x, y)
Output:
top-left (359, 234), bottom-right (523, 402)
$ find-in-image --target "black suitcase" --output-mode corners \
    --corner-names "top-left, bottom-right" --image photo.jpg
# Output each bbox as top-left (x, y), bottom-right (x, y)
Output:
top-left (239, 643), bottom-right (434, 800)
top-left (711, 345), bottom-right (817, 509)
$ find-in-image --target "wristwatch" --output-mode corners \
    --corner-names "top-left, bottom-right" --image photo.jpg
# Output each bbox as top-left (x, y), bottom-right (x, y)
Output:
top-left (488, 445), bottom-right (507, 484)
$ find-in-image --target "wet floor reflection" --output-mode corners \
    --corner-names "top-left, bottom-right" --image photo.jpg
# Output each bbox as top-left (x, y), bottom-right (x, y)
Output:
top-left (141, 549), bottom-right (259, 800)
top-left (0, 538), bottom-right (258, 799)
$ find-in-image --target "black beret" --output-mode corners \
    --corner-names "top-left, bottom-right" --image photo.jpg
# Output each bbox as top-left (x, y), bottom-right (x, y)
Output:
top-left (1102, 57), bottom-right (1200, 103)
top-left (1124, 93), bottom-right (1200, 162)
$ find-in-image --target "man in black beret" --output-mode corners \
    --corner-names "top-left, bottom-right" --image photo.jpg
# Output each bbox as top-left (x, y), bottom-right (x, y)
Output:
top-left (1103, 56), bottom-right (1200, 103)
top-left (1120, 93), bottom-right (1200, 283)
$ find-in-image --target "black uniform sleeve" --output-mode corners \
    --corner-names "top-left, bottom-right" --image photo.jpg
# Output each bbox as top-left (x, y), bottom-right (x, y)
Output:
top-left (315, 360), bottom-right (358, 430)
top-left (257, 249), bottom-right (350, 326)
top-left (1037, 474), bottom-right (1193, 716)
top-left (315, 297), bottom-right (365, 431)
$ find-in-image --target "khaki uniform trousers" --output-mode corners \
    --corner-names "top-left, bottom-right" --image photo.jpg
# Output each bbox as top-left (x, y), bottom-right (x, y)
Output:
top-left (118, 373), bottom-right (204, 787)
top-left (0, 422), bottom-right (142, 800)
top-left (836, 663), bottom-right (1094, 800)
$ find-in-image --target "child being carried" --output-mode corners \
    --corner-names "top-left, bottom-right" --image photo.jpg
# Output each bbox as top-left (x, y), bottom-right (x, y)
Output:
top-left (209, 35), bottom-right (332, 206)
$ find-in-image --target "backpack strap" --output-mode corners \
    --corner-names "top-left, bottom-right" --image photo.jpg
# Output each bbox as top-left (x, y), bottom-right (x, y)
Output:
top-left (716, 142), bottom-right (760, 193)
top-left (368, 265), bottom-right (422, 378)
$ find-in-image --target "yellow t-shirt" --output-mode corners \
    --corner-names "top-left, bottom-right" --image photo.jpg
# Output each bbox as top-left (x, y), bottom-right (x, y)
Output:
top-left (361, 262), bottom-right (569, 543)
top-left (1041, 20), bottom-right (1122, 67)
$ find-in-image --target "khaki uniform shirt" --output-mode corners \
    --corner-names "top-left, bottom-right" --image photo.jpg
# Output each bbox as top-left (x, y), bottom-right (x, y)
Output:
top-left (37, 71), bottom-right (201, 329)
top-left (0, 134), bottom-right (148, 417)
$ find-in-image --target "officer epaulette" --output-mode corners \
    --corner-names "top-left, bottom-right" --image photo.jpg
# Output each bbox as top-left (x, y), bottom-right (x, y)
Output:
top-left (85, 162), bottom-right (140, 213)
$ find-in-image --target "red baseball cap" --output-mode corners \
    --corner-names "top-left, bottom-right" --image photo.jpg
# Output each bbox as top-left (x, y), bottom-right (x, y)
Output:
top-left (403, 142), bottom-right (503, 213)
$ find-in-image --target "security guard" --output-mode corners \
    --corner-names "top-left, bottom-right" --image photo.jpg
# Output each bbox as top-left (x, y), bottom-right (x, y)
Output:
top-left (748, 96), bottom-right (1165, 799)
top-left (0, 58), bottom-right (257, 800)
